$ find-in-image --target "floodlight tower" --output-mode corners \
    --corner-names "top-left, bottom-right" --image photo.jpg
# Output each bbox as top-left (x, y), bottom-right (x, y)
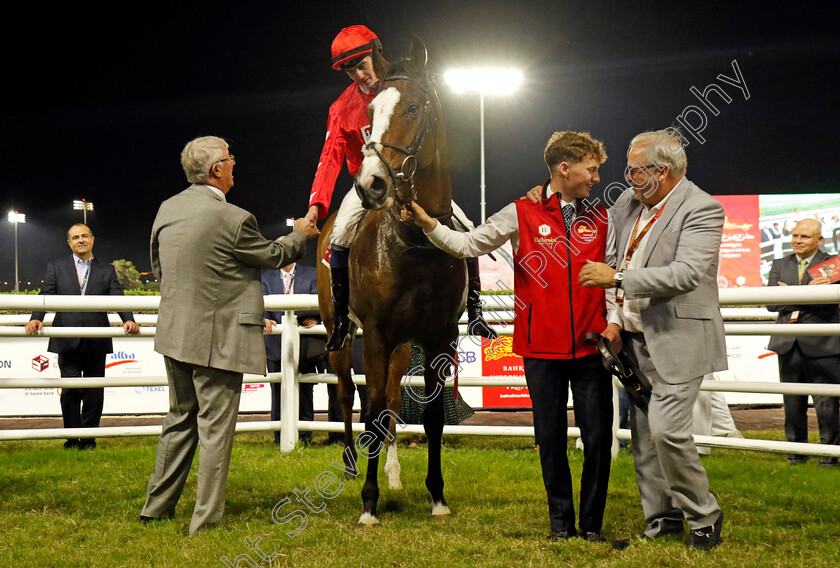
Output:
top-left (444, 68), bottom-right (523, 222)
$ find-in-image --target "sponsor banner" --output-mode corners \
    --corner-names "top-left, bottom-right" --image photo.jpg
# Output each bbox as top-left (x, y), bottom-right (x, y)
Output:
top-left (480, 336), bottom-right (531, 408)
top-left (0, 332), bottom-right (792, 415)
top-left (716, 195), bottom-right (762, 288)
top-left (716, 335), bottom-right (781, 405)
top-left (478, 241), bottom-right (514, 292)
top-left (714, 193), bottom-right (840, 285)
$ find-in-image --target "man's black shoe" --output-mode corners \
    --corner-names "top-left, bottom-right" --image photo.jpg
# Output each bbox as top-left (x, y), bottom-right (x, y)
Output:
top-left (79, 441), bottom-right (97, 450)
top-left (788, 455), bottom-right (809, 465)
top-left (688, 512), bottom-right (723, 551)
top-left (612, 534), bottom-right (655, 550)
top-left (548, 529), bottom-right (577, 541)
top-left (819, 457), bottom-right (838, 468)
top-left (612, 524), bottom-right (684, 550)
top-left (63, 439), bottom-right (80, 450)
top-left (581, 531), bottom-right (606, 543)
top-left (140, 513), bottom-right (173, 524)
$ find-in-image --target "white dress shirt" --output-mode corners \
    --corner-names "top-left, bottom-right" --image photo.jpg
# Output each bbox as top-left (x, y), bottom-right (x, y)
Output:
top-left (200, 184), bottom-right (226, 202)
top-left (73, 254), bottom-right (93, 295)
top-left (608, 177), bottom-right (686, 333)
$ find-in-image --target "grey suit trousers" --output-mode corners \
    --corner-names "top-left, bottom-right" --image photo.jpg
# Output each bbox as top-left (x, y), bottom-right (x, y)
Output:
top-left (626, 335), bottom-right (721, 535)
top-left (141, 356), bottom-right (243, 535)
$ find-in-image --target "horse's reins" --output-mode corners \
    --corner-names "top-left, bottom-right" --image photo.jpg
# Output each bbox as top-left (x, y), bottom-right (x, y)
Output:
top-left (361, 74), bottom-right (433, 212)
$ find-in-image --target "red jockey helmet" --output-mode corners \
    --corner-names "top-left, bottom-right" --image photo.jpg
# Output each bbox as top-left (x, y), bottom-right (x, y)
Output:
top-left (331, 25), bottom-right (381, 70)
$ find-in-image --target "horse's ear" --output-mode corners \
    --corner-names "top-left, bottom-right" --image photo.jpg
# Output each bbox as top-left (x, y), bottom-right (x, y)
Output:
top-left (406, 35), bottom-right (428, 74)
top-left (372, 41), bottom-right (389, 80)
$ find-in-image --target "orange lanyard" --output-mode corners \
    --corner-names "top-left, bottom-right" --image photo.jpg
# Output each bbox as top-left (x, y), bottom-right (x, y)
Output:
top-left (624, 199), bottom-right (669, 265)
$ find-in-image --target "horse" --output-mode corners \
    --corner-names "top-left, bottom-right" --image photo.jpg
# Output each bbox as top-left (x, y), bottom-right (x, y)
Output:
top-left (316, 37), bottom-right (468, 525)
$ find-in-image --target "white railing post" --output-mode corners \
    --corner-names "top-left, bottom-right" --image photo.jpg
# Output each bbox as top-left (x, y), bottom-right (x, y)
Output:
top-left (5, 289), bottom-right (840, 460)
top-left (279, 309), bottom-right (301, 451)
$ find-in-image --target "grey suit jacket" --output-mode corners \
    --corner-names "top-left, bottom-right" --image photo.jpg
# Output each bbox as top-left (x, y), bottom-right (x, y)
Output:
top-left (151, 185), bottom-right (307, 375)
top-left (766, 250), bottom-right (840, 358)
top-left (611, 177), bottom-right (727, 383)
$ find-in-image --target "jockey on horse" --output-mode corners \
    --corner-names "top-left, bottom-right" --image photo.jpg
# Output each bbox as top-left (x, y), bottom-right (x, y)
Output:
top-left (305, 25), bottom-right (497, 351)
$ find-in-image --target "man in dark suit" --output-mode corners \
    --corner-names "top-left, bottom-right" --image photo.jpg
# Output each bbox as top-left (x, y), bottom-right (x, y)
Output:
top-left (767, 218), bottom-right (840, 467)
top-left (25, 223), bottom-right (139, 450)
top-left (262, 260), bottom-right (328, 445)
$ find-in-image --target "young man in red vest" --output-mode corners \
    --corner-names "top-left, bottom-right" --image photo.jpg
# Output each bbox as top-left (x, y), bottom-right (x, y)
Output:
top-left (305, 25), bottom-right (495, 352)
top-left (402, 131), bottom-right (618, 543)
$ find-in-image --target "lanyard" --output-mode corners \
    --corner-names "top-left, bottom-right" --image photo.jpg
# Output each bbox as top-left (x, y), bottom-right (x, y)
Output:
top-left (617, 199), bottom-right (668, 307)
top-left (623, 198), bottom-right (670, 267)
top-left (77, 261), bottom-right (91, 295)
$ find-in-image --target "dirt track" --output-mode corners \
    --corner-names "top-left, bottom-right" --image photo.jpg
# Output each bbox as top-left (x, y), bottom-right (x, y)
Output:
top-left (0, 406), bottom-right (810, 432)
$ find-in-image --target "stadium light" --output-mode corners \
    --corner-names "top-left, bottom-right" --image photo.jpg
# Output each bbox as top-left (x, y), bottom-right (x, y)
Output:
top-left (73, 199), bottom-right (94, 224)
top-left (444, 68), bottom-right (523, 223)
top-left (7, 211), bottom-right (26, 292)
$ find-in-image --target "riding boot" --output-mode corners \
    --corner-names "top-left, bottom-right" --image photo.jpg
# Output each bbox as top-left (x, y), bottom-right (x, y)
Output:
top-left (466, 257), bottom-right (498, 340)
top-left (326, 262), bottom-right (352, 352)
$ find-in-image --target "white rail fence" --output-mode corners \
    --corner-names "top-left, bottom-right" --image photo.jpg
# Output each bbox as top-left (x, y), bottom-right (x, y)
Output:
top-left (2, 288), bottom-right (840, 460)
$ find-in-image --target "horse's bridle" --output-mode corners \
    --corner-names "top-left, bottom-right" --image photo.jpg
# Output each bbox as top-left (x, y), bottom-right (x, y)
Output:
top-left (361, 74), bottom-right (433, 210)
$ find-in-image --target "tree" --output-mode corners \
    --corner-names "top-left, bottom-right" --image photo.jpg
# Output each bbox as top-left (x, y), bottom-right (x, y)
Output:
top-left (112, 259), bottom-right (142, 290)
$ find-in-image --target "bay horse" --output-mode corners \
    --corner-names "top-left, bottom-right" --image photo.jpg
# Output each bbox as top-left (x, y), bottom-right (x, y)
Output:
top-left (316, 37), bottom-right (467, 525)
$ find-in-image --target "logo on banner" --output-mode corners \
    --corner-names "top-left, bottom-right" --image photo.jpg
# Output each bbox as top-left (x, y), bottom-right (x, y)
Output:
top-left (483, 337), bottom-right (523, 372)
top-left (481, 337), bottom-right (529, 408)
top-left (0, 360), bottom-right (10, 368)
top-left (134, 386), bottom-right (166, 394)
top-left (538, 224), bottom-right (551, 236)
top-left (32, 355), bottom-right (50, 373)
top-left (106, 351), bottom-right (138, 368)
top-left (107, 351), bottom-right (142, 375)
top-left (242, 384), bottom-right (265, 393)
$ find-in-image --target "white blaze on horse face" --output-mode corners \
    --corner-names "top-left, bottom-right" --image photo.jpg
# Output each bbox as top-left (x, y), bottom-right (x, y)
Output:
top-left (357, 87), bottom-right (401, 191)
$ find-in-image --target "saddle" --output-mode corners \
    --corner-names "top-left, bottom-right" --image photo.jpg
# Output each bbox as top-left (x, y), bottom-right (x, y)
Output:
top-left (583, 332), bottom-right (651, 411)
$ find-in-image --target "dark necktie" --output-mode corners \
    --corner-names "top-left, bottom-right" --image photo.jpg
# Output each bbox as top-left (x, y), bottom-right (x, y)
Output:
top-left (562, 203), bottom-right (575, 233)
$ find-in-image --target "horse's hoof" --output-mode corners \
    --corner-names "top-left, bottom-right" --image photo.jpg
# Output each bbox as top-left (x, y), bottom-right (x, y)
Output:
top-left (388, 480), bottom-right (403, 491)
top-left (431, 502), bottom-right (451, 517)
top-left (358, 512), bottom-right (380, 526)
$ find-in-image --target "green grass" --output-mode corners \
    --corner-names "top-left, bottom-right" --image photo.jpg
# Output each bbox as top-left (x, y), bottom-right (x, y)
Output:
top-left (1, 431), bottom-right (838, 567)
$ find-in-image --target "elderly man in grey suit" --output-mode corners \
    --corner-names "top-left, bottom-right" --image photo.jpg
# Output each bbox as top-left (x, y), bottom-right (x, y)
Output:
top-left (140, 136), bottom-right (319, 535)
top-left (579, 129), bottom-right (725, 550)
top-left (767, 218), bottom-right (840, 467)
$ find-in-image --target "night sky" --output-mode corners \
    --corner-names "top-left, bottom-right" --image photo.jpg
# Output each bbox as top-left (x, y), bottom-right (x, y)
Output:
top-left (2, 1), bottom-right (838, 289)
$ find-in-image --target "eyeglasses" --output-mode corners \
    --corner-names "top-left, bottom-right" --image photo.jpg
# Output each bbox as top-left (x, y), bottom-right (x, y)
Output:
top-left (626, 163), bottom-right (663, 178)
top-left (215, 154), bottom-right (235, 165)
